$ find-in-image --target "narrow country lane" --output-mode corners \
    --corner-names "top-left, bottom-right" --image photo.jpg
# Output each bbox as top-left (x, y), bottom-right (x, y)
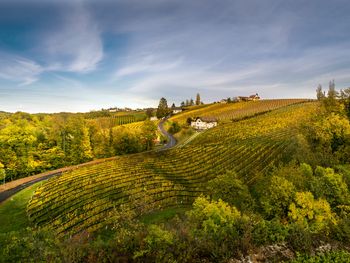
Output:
top-left (158, 117), bottom-right (177, 150)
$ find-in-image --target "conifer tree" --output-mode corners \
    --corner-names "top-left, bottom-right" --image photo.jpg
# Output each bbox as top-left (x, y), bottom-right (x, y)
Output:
top-left (156, 97), bottom-right (169, 118)
top-left (196, 93), bottom-right (201, 105)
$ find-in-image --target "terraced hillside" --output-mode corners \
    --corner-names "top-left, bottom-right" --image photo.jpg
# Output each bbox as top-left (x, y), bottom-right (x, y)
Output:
top-left (86, 112), bottom-right (147, 129)
top-left (27, 102), bottom-right (317, 236)
top-left (170, 99), bottom-right (309, 124)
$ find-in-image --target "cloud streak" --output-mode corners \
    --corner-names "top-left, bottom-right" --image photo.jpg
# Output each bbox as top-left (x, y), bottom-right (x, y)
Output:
top-left (0, 54), bottom-right (43, 86)
top-left (43, 3), bottom-right (103, 73)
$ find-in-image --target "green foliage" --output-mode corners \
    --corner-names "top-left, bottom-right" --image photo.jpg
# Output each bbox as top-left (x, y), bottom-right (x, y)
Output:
top-left (156, 97), bottom-right (170, 119)
top-left (288, 192), bottom-right (336, 233)
top-left (207, 170), bottom-right (254, 211)
top-left (168, 121), bottom-right (181, 134)
top-left (291, 250), bottom-right (350, 263)
top-left (310, 166), bottom-right (350, 207)
top-left (0, 182), bottom-right (42, 233)
top-left (134, 224), bottom-right (175, 261)
top-left (187, 196), bottom-right (242, 239)
top-left (259, 175), bottom-right (296, 219)
top-left (186, 196), bottom-right (251, 260)
top-left (287, 223), bottom-right (313, 253)
top-left (252, 219), bottom-right (289, 245)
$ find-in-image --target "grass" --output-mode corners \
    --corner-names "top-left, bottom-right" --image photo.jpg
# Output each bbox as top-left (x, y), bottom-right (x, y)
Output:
top-left (140, 206), bottom-right (190, 225)
top-left (0, 182), bottom-right (42, 233)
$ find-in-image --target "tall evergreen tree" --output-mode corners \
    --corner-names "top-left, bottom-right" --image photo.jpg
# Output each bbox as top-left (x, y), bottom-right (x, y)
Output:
top-left (156, 97), bottom-right (169, 118)
top-left (190, 98), bottom-right (194, 106)
top-left (181, 101), bottom-right (185, 107)
top-left (196, 93), bottom-right (201, 105)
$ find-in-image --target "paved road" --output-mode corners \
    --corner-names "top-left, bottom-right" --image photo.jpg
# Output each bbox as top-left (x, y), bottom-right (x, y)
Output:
top-left (158, 118), bottom-right (177, 150)
top-left (0, 172), bottom-right (62, 203)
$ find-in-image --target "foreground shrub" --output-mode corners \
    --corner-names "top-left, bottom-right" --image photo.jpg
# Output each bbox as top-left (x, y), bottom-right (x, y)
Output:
top-left (288, 192), bottom-right (336, 234)
top-left (186, 196), bottom-right (250, 260)
top-left (290, 250), bottom-right (350, 263)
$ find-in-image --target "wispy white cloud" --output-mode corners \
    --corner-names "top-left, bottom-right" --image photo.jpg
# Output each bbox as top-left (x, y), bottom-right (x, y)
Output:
top-left (43, 3), bottom-right (103, 73)
top-left (0, 55), bottom-right (43, 86)
top-left (115, 55), bottom-right (183, 77)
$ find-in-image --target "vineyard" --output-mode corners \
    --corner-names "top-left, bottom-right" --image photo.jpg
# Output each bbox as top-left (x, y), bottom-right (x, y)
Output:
top-left (27, 102), bottom-right (318, 236)
top-left (86, 112), bottom-right (147, 129)
top-left (170, 99), bottom-right (309, 124)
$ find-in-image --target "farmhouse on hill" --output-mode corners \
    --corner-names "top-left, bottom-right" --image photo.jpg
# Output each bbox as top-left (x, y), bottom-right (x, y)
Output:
top-left (238, 93), bottom-right (260, 101)
top-left (191, 117), bottom-right (218, 130)
top-left (172, 107), bottom-right (183, 114)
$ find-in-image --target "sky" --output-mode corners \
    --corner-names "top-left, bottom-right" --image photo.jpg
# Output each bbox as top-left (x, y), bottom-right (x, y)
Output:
top-left (0, 0), bottom-right (350, 113)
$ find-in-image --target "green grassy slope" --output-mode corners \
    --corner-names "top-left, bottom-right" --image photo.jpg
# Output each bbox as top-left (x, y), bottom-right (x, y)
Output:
top-left (0, 182), bottom-right (42, 233)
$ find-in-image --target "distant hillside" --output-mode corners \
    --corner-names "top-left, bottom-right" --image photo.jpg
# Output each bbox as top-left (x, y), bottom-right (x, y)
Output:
top-left (27, 102), bottom-right (317, 236)
top-left (170, 99), bottom-right (309, 124)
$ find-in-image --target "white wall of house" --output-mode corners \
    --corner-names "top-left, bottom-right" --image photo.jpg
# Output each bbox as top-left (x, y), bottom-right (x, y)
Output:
top-left (191, 119), bottom-right (217, 130)
top-left (172, 109), bottom-right (182, 114)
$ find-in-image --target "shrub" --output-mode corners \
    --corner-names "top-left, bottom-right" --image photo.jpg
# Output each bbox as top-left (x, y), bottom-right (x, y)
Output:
top-left (288, 192), bottom-right (336, 234)
top-left (252, 219), bottom-right (289, 246)
top-left (207, 171), bottom-right (254, 211)
top-left (259, 175), bottom-right (296, 219)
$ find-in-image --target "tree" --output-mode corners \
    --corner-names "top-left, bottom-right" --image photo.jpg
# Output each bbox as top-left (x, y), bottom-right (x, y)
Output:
top-left (195, 93), bottom-right (201, 105)
top-left (171, 103), bottom-right (175, 109)
top-left (141, 120), bottom-right (157, 150)
top-left (316, 84), bottom-right (325, 100)
top-left (0, 162), bottom-right (5, 185)
top-left (340, 87), bottom-right (350, 119)
top-left (180, 101), bottom-right (185, 107)
top-left (145, 108), bottom-right (153, 118)
top-left (259, 175), bottom-right (296, 219)
top-left (324, 80), bottom-right (339, 112)
top-left (288, 191), bottom-right (336, 233)
top-left (207, 171), bottom-right (254, 211)
top-left (190, 98), bottom-right (194, 106)
top-left (156, 97), bottom-right (169, 119)
top-left (168, 121), bottom-right (181, 134)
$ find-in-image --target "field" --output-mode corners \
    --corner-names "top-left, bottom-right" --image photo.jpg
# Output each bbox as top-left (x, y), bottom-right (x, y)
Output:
top-left (170, 99), bottom-right (309, 124)
top-left (27, 102), bottom-right (318, 236)
top-left (86, 112), bottom-right (147, 129)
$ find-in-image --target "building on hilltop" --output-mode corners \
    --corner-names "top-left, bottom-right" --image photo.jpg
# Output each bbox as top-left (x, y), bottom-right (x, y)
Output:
top-left (237, 93), bottom-right (260, 101)
top-left (191, 117), bottom-right (218, 130)
top-left (249, 93), bottom-right (260, 101)
top-left (172, 107), bottom-right (183, 114)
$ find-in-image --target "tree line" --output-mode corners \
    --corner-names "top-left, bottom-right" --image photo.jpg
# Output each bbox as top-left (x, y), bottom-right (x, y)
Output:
top-left (0, 112), bottom-right (157, 183)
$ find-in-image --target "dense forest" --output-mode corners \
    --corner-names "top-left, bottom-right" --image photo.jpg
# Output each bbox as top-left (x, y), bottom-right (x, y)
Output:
top-left (1, 85), bottom-right (350, 262)
top-left (0, 111), bottom-right (155, 183)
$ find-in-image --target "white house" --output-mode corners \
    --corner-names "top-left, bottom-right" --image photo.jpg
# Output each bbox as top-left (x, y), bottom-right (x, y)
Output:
top-left (191, 117), bottom-right (218, 130)
top-left (150, 116), bottom-right (158, 121)
top-left (172, 107), bottom-right (183, 114)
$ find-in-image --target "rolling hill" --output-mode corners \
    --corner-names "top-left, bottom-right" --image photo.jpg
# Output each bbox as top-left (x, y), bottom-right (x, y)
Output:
top-left (27, 101), bottom-right (318, 236)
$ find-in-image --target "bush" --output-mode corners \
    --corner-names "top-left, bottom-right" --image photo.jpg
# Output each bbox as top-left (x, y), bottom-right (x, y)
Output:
top-left (168, 121), bottom-right (181, 134)
top-left (291, 250), bottom-right (350, 263)
top-left (207, 171), bottom-right (254, 211)
top-left (287, 223), bottom-right (313, 253)
top-left (252, 219), bottom-right (289, 246)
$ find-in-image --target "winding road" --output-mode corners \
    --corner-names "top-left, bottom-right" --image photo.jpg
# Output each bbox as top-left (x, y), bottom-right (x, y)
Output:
top-left (158, 117), bottom-right (177, 150)
top-left (0, 119), bottom-right (177, 204)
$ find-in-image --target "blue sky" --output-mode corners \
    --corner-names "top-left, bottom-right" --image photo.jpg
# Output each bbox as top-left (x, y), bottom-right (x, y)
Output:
top-left (0, 0), bottom-right (349, 113)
